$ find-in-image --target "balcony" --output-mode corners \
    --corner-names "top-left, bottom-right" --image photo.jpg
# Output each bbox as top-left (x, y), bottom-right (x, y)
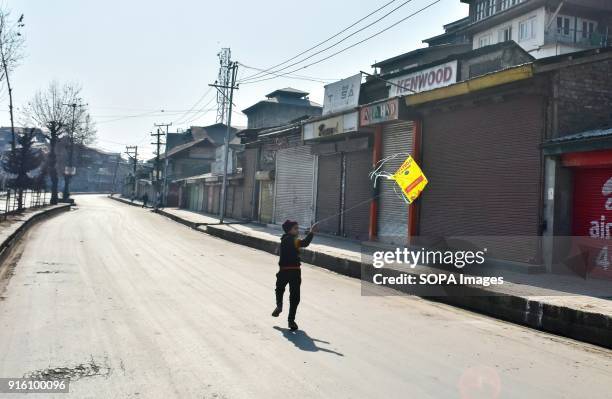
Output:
top-left (545, 27), bottom-right (610, 49)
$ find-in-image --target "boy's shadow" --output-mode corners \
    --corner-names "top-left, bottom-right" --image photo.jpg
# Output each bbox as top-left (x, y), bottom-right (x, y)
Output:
top-left (273, 326), bottom-right (344, 357)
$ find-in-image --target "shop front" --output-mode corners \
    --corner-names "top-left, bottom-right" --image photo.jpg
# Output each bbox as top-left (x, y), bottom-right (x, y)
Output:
top-left (304, 110), bottom-right (372, 241)
top-left (359, 97), bottom-right (415, 245)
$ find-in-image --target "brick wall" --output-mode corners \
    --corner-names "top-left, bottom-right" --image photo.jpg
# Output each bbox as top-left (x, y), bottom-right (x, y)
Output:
top-left (556, 57), bottom-right (612, 136)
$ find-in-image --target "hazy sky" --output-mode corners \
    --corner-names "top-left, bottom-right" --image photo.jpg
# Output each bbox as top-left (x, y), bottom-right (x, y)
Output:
top-left (3, 0), bottom-right (467, 159)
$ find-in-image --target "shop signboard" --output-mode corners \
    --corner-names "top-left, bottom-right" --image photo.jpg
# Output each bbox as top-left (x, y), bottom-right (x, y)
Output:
top-left (389, 60), bottom-right (458, 97)
top-left (303, 111), bottom-right (359, 141)
top-left (323, 73), bottom-right (362, 115)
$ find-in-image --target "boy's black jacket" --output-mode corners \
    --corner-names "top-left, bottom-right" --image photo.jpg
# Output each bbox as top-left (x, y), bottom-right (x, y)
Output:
top-left (278, 232), bottom-right (314, 267)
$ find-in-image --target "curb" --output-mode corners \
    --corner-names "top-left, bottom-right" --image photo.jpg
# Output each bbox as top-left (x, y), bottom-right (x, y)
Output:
top-left (108, 195), bottom-right (153, 209)
top-left (155, 208), bottom-right (198, 229)
top-left (0, 204), bottom-right (72, 266)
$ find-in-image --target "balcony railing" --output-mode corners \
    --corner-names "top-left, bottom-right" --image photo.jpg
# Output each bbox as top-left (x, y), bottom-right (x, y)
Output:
top-left (545, 28), bottom-right (610, 48)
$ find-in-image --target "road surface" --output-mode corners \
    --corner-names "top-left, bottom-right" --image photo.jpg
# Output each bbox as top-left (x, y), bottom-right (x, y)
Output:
top-left (0, 195), bottom-right (610, 398)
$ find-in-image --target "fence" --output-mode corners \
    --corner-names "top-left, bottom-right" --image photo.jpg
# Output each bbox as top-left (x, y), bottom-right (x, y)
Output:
top-left (0, 189), bottom-right (50, 220)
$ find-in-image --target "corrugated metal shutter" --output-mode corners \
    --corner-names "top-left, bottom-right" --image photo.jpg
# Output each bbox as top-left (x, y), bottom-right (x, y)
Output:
top-left (419, 96), bottom-right (544, 263)
top-left (242, 148), bottom-right (258, 220)
top-left (232, 185), bottom-right (243, 219)
top-left (224, 185), bottom-right (234, 217)
top-left (211, 185), bottom-right (221, 215)
top-left (274, 145), bottom-right (315, 227)
top-left (198, 183), bottom-right (206, 211)
top-left (378, 121), bottom-right (414, 244)
top-left (202, 185), bottom-right (209, 213)
top-left (343, 149), bottom-right (372, 241)
top-left (572, 168), bottom-right (612, 278)
top-left (316, 153), bottom-right (342, 235)
top-left (259, 181), bottom-right (274, 223)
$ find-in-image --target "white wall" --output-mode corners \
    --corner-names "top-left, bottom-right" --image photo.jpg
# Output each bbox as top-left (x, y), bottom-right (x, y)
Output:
top-left (472, 6), bottom-right (547, 55)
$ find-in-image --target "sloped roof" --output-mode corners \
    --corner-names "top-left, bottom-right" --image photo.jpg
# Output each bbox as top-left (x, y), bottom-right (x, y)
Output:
top-left (160, 137), bottom-right (214, 160)
top-left (266, 87), bottom-right (309, 98)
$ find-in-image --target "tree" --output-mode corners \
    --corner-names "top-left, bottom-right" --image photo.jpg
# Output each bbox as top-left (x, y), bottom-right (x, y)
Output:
top-left (0, 7), bottom-right (25, 151)
top-left (61, 106), bottom-right (96, 199)
top-left (22, 82), bottom-right (81, 204)
top-left (2, 128), bottom-right (44, 210)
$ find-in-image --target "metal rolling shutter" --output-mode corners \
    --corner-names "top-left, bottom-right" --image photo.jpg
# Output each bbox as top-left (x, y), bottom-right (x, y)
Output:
top-left (259, 181), bottom-right (274, 223)
top-left (242, 148), bottom-right (258, 219)
top-left (419, 97), bottom-right (544, 263)
top-left (211, 185), bottom-right (221, 215)
top-left (316, 154), bottom-right (342, 236)
top-left (202, 185), bottom-right (209, 213)
top-left (224, 185), bottom-right (234, 217)
top-left (378, 121), bottom-right (414, 244)
top-left (274, 145), bottom-right (315, 227)
top-left (343, 149), bottom-right (372, 241)
top-left (232, 185), bottom-right (243, 219)
top-left (572, 168), bottom-right (612, 277)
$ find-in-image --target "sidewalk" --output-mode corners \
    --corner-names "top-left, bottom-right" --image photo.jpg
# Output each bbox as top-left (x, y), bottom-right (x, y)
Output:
top-left (149, 205), bottom-right (612, 349)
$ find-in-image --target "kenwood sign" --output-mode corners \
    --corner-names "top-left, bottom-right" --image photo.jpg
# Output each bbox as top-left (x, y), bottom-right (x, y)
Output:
top-left (389, 60), bottom-right (458, 97)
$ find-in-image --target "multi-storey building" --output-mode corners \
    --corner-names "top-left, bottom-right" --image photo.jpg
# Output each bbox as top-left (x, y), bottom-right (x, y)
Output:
top-left (459, 0), bottom-right (612, 58)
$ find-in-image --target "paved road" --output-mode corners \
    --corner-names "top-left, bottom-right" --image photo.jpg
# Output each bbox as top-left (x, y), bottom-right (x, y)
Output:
top-left (0, 195), bottom-right (610, 399)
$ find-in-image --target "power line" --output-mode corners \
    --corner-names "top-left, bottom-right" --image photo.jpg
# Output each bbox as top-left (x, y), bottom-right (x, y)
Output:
top-left (240, 0), bottom-right (441, 85)
top-left (237, 0), bottom-right (399, 82)
top-left (238, 0), bottom-right (415, 83)
top-left (238, 63), bottom-right (338, 83)
top-left (169, 86), bottom-right (215, 124)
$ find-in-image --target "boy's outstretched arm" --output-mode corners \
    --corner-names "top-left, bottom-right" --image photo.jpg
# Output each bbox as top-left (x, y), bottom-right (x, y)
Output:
top-left (296, 223), bottom-right (318, 248)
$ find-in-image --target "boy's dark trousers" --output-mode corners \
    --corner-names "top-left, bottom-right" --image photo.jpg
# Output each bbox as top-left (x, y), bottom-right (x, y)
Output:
top-left (275, 269), bottom-right (301, 321)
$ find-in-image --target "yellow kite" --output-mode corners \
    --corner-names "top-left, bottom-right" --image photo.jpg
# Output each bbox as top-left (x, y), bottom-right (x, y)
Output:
top-left (391, 155), bottom-right (428, 204)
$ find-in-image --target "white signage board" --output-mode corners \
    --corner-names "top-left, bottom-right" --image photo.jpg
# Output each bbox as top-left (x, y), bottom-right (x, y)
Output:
top-left (323, 73), bottom-right (362, 115)
top-left (389, 60), bottom-right (458, 97)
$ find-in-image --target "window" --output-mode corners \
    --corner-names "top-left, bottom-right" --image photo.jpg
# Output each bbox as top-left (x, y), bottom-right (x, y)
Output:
top-left (519, 17), bottom-right (536, 41)
top-left (478, 34), bottom-right (492, 48)
top-left (557, 16), bottom-right (571, 37)
top-left (498, 26), bottom-right (512, 42)
top-left (581, 20), bottom-right (596, 39)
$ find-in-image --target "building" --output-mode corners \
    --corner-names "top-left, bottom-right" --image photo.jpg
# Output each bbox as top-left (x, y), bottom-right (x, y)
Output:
top-left (237, 89), bottom-right (322, 224)
top-left (359, 41), bottom-right (533, 245)
top-left (242, 88), bottom-right (322, 129)
top-left (458, 0), bottom-right (612, 58)
top-left (160, 123), bottom-right (237, 207)
top-left (393, 47), bottom-right (612, 276)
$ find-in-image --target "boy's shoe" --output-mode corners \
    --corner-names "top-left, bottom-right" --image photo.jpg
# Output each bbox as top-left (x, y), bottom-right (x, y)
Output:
top-left (288, 320), bottom-right (298, 331)
top-left (271, 306), bottom-right (282, 317)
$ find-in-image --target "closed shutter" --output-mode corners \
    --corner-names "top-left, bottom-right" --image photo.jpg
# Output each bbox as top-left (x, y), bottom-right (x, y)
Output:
top-left (274, 145), bottom-right (315, 227)
top-left (572, 168), bottom-right (612, 278)
top-left (343, 149), bottom-right (372, 241)
top-left (420, 96), bottom-right (543, 263)
top-left (316, 153), bottom-right (342, 235)
top-left (259, 181), bottom-right (274, 223)
top-left (202, 185), bottom-right (209, 213)
top-left (212, 185), bottom-right (221, 215)
top-left (232, 185), bottom-right (243, 219)
top-left (378, 121), bottom-right (414, 244)
top-left (242, 148), bottom-right (258, 219)
top-left (225, 185), bottom-right (234, 217)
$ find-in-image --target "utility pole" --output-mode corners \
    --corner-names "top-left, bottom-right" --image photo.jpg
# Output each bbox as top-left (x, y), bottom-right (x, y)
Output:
top-left (125, 145), bottom-right (138, 201)
top-left (209, 61), bottom-right (239, 223)
top-left (153, 122), bottom-right (171, 207)
top-left (62, 101), bottom-right (85, 200)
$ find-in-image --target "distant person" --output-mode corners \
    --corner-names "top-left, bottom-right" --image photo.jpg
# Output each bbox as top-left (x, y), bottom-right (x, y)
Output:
top-left (155, 192), bottom-right (162, 210)
top-left (272, 220), bottom-right (318, 331)
top-left (142, 193), bottom-right (148, 208)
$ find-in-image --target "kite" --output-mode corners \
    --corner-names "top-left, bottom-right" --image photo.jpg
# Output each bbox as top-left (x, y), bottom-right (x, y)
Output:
top-left (370, 153), bottom-right (428, 204)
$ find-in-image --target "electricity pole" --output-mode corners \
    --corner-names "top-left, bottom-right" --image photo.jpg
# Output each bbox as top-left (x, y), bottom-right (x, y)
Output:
top-left (125, 145), bottom-right (138, 201)
top-left (209, 61), bottom-right (238, 223)
top-left (153, 122), bottom-right (171, 206)
top-left (62, 101), bottom-right (85, 200)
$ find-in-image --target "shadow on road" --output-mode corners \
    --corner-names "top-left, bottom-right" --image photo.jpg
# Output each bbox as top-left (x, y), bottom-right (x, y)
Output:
top-left (273, 326), bottom-right (344, 357)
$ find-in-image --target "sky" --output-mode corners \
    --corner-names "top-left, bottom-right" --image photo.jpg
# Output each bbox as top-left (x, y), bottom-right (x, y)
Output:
top-left (2, 0), bottom-right (468, 160)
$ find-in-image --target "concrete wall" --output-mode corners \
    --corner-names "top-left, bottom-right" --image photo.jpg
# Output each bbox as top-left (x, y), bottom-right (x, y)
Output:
top-left (246, 103), bottom-right (321, 129)
top-left (555, 57), bottom-right (612, 136)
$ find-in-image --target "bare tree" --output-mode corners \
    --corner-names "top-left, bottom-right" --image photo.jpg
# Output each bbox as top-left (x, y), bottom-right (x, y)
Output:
top-left (0, 7), bottom-right (25, 150)
top-left (61, 107), bottom-right (96, 198)
top-left (22, 82), bottom-right (81, 204)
